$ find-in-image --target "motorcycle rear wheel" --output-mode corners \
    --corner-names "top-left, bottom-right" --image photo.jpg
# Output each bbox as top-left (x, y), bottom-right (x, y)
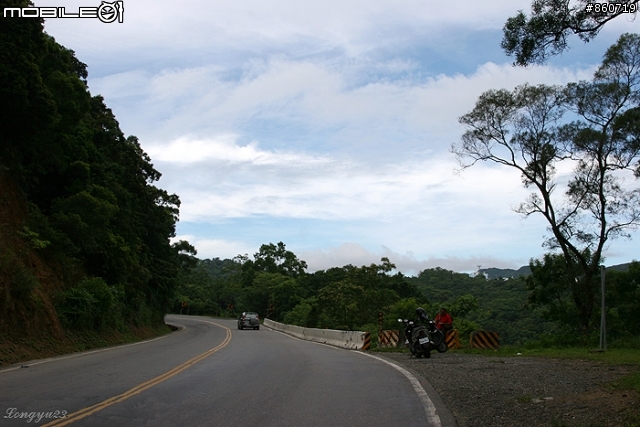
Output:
top-left (409, 345), bottom-right (419, 357)
top-left (422, 345), bottom-right (431, 358)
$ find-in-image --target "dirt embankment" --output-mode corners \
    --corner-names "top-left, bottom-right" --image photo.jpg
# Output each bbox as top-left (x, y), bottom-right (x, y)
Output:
top-left (0, 171), bottom-right (173, 366)
top-left (0, 170), bottom-right (66, 341)
top-left (382, 352), bottom-right (639, 427)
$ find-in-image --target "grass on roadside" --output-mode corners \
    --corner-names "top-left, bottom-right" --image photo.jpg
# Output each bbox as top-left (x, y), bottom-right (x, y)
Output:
top-left (454, 345), bottom-right (640, 366)
top-left (0, 324), bottom-right (174, 367)
top-left (615, 371), bottom-right (640, 393)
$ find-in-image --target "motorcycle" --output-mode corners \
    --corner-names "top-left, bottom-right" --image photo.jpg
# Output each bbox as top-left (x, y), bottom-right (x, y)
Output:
top-left (397, 307), bottom-right (448, 358)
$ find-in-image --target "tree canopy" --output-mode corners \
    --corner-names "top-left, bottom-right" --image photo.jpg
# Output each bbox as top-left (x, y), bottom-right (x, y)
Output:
top-left (502, 0), bottom-right (639, 66)
top-left (453, 33), bottom-right (640, 332)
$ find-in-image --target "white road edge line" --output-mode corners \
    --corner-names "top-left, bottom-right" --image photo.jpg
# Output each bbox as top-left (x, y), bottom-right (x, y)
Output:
top-left (264, 326), bottom-right (442, 427)
top-left (356, 352), bottom-right (442, 427)
top-left (0, 320), bottom-right (184, 374)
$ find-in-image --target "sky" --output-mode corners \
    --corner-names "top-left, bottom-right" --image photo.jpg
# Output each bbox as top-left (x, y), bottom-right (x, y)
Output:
top-left (31, 0), bottom-right (640, 274)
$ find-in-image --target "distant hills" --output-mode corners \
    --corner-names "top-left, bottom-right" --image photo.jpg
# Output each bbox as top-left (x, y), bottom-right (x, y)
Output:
top-left (478, 263), bottom-right (632, 280)
top-left (605, 262), bottom-right (633, 273)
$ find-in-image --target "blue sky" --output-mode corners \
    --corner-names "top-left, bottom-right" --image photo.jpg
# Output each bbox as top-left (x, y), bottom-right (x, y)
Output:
top-left (36, 0), bottom-right (639, 274)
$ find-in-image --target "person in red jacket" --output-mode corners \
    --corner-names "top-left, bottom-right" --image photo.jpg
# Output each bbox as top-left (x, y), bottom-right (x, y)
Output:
top-left (434, 308), bottom-right (453, 332)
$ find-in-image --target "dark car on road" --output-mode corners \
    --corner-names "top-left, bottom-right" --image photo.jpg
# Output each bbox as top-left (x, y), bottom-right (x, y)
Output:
top-left (238, 312), bottom-right (260, 330)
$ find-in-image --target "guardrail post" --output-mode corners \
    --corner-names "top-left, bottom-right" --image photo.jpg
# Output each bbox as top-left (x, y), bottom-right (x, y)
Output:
top-left (470, 330), bottom-right (500, 350)
top-left (362, 332), bottom-right (371, 351)
top-left (445, 329), bottom-right (461, 349)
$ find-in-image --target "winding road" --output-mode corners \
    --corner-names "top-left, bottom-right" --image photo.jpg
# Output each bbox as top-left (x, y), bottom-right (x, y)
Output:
top-left (0, 315), bottom-right (449, 426)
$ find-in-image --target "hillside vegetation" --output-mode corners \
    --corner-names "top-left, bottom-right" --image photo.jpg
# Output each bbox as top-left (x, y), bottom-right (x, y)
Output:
top-left (173, 242), bottom-right (640, 348)
top-left (0, 1), bottom-right (194, 364)
top-left (175, 250), bottom-right (545, 344)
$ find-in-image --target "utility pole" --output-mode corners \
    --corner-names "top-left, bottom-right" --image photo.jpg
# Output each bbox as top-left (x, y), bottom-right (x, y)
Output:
top-left (599, 265), bottom-right (606, 351)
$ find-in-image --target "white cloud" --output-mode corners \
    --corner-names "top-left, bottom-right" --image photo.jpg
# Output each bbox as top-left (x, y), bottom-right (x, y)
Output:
top-left (147, 135), bottom-right (332, 165)
top-left (36, 0), bottom-right (640, 271)
top-left (298, 243), bottom-right (531, 274)
top-left (183, 238), bottom-right (537, 274)
top-left (153, 132), bottom-right (555, 272)
top-left (134, 58), bottom-right (596, 230)
top-left (150, 135), bottom-right (515, 223)
top-left (91, 57), bottom-right (597, 156)
top-left (41, 0), bottom-right (533, 56)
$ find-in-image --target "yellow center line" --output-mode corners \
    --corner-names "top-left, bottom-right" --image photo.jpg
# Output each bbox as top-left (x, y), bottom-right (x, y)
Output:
top-left (42, 321), bottom-right (232, 427)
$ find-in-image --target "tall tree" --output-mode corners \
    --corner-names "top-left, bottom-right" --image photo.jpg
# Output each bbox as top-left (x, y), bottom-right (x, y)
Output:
top-left (502, 0), bottom-right (639, 66)
top-left (452, 34), bottom-right (640, 331)
top-left (236, 241), bottom-right (307, 289)
top-left (252, 242), bottom-right (308, 277)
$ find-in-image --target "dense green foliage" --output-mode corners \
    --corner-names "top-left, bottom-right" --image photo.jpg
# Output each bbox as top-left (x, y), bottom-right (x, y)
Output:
top-left (0, 1), bottom-right (190, 333)
top-left (173, 243), bottom-right (425, 332)
top-left (605, 262), bottom-right (640, 339)
top-left (171, 242), bottom-right (541, 344)
top-left (174, 241), bottom-right (640, 347)
top-left (408, 268), bottom-right (550, 344)
top-left (527, 259), bottom-right (640, 345)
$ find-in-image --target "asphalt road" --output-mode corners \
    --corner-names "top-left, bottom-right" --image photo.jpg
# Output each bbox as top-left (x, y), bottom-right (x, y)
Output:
top-left (1, 315), bottom-right (446, 426)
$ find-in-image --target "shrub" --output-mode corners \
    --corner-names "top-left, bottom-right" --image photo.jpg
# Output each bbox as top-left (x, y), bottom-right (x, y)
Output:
top-left (56, 277), bottom-right (119, 330)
